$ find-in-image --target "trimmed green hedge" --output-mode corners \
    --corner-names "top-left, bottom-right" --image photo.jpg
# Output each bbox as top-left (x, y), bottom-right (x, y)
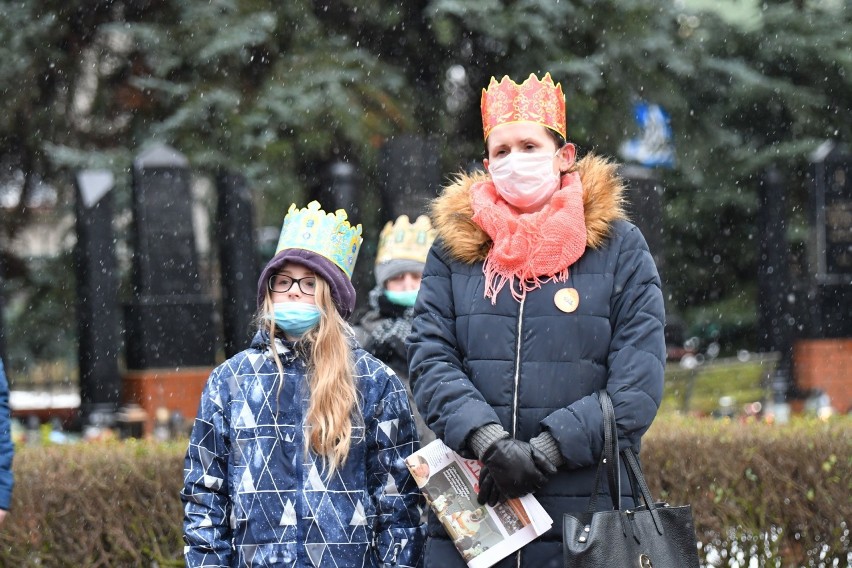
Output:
top-left (643, 416), bottom-right (850, 566)
top-left (1, 418), bottom-right (849, 567)
top-left (0, 440), bottom-right (186, 567)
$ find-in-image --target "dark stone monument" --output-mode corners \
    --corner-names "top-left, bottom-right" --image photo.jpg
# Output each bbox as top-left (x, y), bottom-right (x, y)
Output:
top-left (786, 141), bottom-right (852, 416)
top-left (756, 166), bottom-right (797, 409)
top-left (216, 171), bottom-right (258, 357)
top-left (619, 165), bottom-right (682, 350)
top-left (314, 160), bottom-right (371, 299)
top-left (74, 170), bottom-right (122, 420)
top-left (378, 134), bottom-right (442, 220)
top-left (317, 161), bottom-right (361, 222)
top-left (756, 166), bottom-right (796, 354)
top-left (807, 141), bottom-right (852, 338)
top-left (124, 144), bottom-right (216, 369)
top-left (619, 165), bottom-right (665, 272)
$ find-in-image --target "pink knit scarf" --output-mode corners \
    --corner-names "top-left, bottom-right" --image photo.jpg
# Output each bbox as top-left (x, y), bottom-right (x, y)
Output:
top-left (470, 171), bottom-right (587, 303)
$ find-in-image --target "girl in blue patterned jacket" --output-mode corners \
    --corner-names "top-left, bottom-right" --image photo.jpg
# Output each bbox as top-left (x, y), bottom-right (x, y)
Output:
top-left (182, 202), bottom-right (425, 568)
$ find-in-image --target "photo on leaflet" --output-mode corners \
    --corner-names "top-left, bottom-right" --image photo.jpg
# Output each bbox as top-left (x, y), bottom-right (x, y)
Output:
top-left (407, 457), bottom-right (531, 562)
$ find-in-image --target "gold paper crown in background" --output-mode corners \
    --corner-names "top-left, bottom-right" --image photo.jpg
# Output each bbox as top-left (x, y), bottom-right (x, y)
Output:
top-left (276, 201), bottom-right (363, 279)
top-left (375, 215), bottom-right (436, 266)
top-left (480, 72), bottom-right (567, 141)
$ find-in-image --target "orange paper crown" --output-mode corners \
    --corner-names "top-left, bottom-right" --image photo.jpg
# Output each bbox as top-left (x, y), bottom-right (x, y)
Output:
top-left (480, 73), bottom-right (566, 141)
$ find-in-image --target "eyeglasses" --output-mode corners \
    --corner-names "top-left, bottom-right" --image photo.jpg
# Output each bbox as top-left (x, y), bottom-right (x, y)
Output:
top-left (268, 274), bottom-right (317, 296)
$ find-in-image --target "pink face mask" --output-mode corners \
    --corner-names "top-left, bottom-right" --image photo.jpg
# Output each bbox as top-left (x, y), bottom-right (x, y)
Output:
top-left (488, 150), bottom-right (560, 211)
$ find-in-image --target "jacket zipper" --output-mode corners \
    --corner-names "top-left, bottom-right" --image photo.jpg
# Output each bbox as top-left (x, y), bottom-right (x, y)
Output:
top-left (513, 293), bottom-right (526, 568)
top-left (512, 294), bottom-right (525, 438)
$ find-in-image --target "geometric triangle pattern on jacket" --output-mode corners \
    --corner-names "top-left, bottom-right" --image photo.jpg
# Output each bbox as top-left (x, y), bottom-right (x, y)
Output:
top-left (182, 333), bottom-right (426, 567)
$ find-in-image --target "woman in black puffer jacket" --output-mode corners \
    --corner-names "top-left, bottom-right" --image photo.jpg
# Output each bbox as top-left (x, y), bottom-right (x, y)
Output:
top-left (407, 73), bottom-right (665, 568)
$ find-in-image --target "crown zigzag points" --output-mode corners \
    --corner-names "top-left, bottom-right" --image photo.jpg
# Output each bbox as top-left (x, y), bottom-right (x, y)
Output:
top-left (481, 72), bottom-right (567, 141)
top-left (275, 201), bottom-right (363, 279)
top-left (375, 215), bottom-right (436, 265)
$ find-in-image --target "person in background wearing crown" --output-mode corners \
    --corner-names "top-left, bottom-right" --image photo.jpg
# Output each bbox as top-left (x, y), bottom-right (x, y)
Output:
top-left (182, 201), bottom-right (425, 568)
top-left (353, 214), bottom-right (437, 446)
top-left (407, 73), bottom-right (665, 566)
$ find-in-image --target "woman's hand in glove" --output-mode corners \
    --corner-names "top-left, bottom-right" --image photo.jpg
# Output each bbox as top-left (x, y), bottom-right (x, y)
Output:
top-left (476, 438), bottom-right (557, 506)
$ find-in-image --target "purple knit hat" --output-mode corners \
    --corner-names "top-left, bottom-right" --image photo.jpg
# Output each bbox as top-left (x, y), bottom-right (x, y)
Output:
top-left (257, 248), bottom-right (357, 319)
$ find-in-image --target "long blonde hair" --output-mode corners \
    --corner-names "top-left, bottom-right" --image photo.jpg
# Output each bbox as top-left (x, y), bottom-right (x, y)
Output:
top-left (263, 276), bottom-right (360, 476)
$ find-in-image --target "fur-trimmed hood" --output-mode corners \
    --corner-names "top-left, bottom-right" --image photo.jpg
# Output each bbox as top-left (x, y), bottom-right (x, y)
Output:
top-left (431, 153), bottom-right (627, 264)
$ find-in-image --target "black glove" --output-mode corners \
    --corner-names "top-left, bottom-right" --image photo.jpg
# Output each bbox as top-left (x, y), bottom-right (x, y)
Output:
top-left (476, 438), bottom-right (557, 506)
top-left (477, 464), bottom-right (505, 507)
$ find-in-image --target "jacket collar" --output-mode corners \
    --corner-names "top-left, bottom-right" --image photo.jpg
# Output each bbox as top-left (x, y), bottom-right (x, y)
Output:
top-left (250, 327), bottom-right (361, 361)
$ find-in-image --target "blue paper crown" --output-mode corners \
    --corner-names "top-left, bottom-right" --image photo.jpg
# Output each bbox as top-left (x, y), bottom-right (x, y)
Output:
top-left (275, 201), bottom-right (363, 279)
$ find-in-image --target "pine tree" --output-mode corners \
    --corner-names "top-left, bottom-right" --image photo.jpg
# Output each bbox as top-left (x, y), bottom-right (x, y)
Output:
top-left (1, 0), bottom-right (849, 365)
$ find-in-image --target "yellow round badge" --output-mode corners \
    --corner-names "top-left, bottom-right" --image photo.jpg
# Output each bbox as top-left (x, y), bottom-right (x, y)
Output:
top-left (554, 288), bottom-right (580, 313)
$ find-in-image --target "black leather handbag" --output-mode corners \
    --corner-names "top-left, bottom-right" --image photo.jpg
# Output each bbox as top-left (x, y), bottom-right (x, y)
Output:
top-left (562, 391), bottom-right (701, 568)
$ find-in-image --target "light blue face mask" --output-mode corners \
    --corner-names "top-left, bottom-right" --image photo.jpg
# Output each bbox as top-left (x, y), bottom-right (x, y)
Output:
top-left (384, 288), bottom-right (419, 307)
top-left (272, 302), bottom-right (321, 337)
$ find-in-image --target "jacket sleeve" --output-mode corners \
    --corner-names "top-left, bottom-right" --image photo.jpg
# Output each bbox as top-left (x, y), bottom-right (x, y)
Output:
top-left (0, 359), bottom-right (13, 511)
top-left (541, 223), bottom-right (666, 468)
top-left (407, 242), bottom-right (502, 455)
top-left (366, 357), bottom-right (426, 568)
top-left (181, 365), bottom-right (233, 567)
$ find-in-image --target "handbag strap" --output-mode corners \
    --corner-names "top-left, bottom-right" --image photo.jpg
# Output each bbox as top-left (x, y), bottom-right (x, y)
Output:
top-left (622, 447), bottom-right (665, 535)
top-left (601, 390), bottom-right (621, 510)
top-left (586, 390), bottom-right (666, 537)
top-left (588, 390), bottom-right (621, 512)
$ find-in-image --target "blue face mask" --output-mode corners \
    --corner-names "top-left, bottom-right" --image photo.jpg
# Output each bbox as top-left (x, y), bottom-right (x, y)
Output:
top-left (272, 302), bottom-right (321, 337)
top-left (384, 289), bottom-right (419, 307)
